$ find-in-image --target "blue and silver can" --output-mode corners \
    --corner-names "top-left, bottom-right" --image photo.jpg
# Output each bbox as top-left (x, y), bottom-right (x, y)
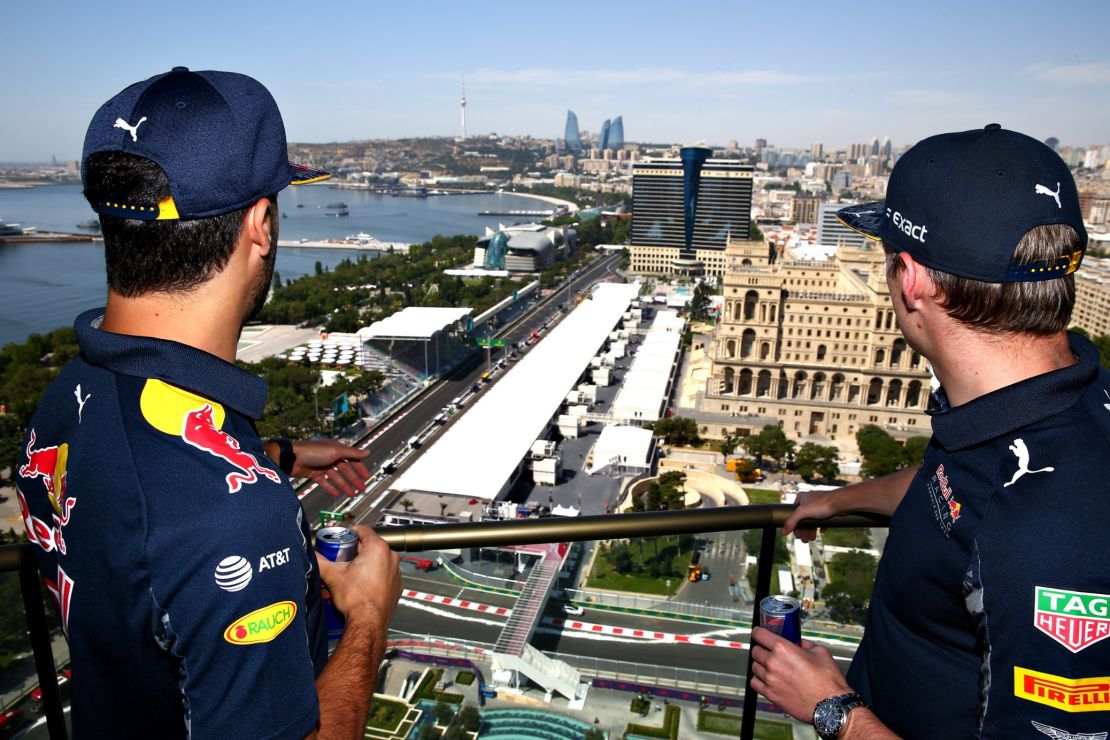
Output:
top-left (316, 527), bottom-right (358, 639)
top-left (760, 595), bottom-right (801, 644)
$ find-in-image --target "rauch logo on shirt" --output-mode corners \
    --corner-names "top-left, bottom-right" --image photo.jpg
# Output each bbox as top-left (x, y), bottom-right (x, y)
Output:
top-left (1035, 586), bottom-right (1110, 653)
top-left (223, 601), bottom-right (297, 645)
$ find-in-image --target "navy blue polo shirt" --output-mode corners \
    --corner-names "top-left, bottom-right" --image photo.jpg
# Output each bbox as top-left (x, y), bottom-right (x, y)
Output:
top-left (848, 333), bottom-right (1110, 737)
top-left (16, 309), bottom-right (327, 739)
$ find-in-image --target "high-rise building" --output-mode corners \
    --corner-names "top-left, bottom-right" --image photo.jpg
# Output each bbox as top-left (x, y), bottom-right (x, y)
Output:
top-left (755, 138), bottom-right (767, 154)
top-left (696, 239), bottom-right (932, 448)
top-left (816, 202), bottom-right (869, 248)
top-left (598, 119), bottom-right (612, 151)
top-left (564, 111), bottom-right (582, 152)
top-left (608, 116), bottom-right (624, 150)
top-left (460, 80), bottom-right (467, 141)
top-left (870, 136), bottom-right (880, 156)
top-left (629, 154), bottom-right (754, 277)
top-left (881, 136), bottom-right (892, 158)
top-left (811, 142), bottom-right (824, 160)
top-left (791, 194), bottom-right (821, 225)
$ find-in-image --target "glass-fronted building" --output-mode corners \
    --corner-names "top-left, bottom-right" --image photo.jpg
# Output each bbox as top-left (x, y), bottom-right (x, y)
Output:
top-left (629, 157), bottom-right (754, 277)
top-left (608, 116), bottom-right (624, 150)
top-left (564, 110), bottom-right (582, 152)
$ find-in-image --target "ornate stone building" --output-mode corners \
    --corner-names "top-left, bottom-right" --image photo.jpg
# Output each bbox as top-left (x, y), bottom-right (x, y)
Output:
top-left (701, 238), bottom-right (933, 447)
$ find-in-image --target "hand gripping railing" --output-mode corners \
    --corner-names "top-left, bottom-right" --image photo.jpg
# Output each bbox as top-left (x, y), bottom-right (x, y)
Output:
top-left (2, 504), bottom-right (889, 740)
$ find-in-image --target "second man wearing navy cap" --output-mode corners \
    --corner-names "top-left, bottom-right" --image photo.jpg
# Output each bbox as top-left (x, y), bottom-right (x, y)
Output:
top-left (751, 126), bottom-right (1109, 738)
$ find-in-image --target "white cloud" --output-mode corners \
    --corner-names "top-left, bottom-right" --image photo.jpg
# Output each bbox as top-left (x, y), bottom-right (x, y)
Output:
top-left (1026, 61), bottom-right (1110, 86)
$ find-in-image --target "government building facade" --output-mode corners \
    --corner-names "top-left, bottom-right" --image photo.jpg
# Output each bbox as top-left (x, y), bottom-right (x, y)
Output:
top-left (698, 238), bottom-right (933, 447)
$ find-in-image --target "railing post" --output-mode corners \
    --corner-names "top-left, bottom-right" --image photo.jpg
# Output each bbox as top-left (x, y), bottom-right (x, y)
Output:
top-left (741, 526), bottom-right (777, 740)
top-left (16, 545), bottom-right (68, 739)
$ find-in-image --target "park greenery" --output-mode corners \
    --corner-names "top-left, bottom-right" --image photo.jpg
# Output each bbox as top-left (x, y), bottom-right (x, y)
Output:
top-left (650, 417), bottom-right (701, 447)
top-left (740, 424), bottom-right (796, 468)
top-left (794, 442), bottom-right (841, 483)
top-left (824, 550), bottom-right (879, 625)
top-left (856, 424), bottom-right (930, 479)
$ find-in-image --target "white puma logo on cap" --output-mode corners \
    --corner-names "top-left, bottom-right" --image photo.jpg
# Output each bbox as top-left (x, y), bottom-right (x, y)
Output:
top-left (1035, 181), bottom-right (1061, 209)
top-left (113, 116), bottom-right (147, 142)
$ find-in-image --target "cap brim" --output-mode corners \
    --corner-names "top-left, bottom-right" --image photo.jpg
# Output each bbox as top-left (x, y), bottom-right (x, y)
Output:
top-left (835, 202), bottom-right (885, 241)
top-left (289, 162), bottom-right (331, 185)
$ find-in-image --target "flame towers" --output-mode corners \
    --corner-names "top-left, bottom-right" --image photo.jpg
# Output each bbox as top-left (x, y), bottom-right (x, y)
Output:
top-left (564, 110), bottom-right (582, 152)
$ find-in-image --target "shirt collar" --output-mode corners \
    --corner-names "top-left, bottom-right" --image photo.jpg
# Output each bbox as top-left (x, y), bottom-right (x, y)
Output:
top-left (74, 308), bottom-right (267, 420)
top-left (931, 332), bottom-right (1099, 451)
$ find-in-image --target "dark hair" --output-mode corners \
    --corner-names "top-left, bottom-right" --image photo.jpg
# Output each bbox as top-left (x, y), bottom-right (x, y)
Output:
top-left (84, 152), bottom-right (274, 297)
top-left (885, 224), bottom-right (1081, 335)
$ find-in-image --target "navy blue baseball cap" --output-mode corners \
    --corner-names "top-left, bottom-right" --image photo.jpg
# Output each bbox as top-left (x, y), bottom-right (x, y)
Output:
top-left (837, 125), bottom-right (1087, 282)
top-left (81, 67), bottom-right (329, 221)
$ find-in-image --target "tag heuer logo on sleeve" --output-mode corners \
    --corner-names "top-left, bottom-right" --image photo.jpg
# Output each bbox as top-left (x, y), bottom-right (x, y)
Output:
top-left (1035, 586), bottom-right (1110, 653)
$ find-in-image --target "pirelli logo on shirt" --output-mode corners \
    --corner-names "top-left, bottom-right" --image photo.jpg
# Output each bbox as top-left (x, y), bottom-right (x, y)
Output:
top-left (1014, 666), bottom-right (1110, 713)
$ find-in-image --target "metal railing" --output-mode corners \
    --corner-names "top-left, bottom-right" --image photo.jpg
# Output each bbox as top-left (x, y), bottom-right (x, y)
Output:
top-left (2, 503), bottom-right (888, 740)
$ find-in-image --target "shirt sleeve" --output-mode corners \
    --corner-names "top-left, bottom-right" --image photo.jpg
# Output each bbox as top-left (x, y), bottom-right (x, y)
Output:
top-left (145, 479), bottom-right (320, 739)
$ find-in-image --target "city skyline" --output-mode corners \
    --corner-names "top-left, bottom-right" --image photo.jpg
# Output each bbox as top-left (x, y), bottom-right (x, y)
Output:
top-left (2, 0), bottom-right (1109, 162)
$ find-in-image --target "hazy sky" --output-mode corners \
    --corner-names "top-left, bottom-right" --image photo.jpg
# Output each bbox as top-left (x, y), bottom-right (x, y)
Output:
top-left (2, 0), bottom-right (1108, 162)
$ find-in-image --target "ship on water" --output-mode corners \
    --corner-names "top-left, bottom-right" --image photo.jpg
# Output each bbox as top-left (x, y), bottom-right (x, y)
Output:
top-left (77, 219), bottom-right (101, 232)
top-left (0, 219), bottom-right (34, 236)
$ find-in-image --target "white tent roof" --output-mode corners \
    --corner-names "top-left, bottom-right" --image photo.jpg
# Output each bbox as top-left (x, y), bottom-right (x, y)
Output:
top-left (357, 307), bottom-right (472, 340)
top-left (611, 310), bottom-right (683, 422)
top-left (592, 426), bottom-right (654, 469)
top-left (393, 282), bottom-right (641, 500)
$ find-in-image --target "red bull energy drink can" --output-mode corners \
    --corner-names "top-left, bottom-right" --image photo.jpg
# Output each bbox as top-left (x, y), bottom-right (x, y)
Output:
top-left (316, 527), bottom-right (358, 639)
top-left (760, 595), bottom-right (801, 644)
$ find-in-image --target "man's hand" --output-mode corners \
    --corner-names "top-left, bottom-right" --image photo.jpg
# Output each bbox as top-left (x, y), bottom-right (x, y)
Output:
top-left (315, 525), bottom-right (401, 627)
top-left (289, 439), bottom-right (371, 498)
top-left (750, 626), bottom-right (851, 722)
top-left (782, 489), bottom-right (838, 543)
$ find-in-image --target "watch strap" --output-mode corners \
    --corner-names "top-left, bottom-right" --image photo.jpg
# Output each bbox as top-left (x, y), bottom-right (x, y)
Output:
top-left (815, 692), bottom-right (866, 739)
top-left (268, 437), bottom-right (296, 476)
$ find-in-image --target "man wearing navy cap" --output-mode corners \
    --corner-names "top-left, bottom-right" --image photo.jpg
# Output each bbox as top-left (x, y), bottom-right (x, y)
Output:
top-left (16, 68), bottom-right (401, 737)
top-left (751, 126), bottom-right (1109, 738)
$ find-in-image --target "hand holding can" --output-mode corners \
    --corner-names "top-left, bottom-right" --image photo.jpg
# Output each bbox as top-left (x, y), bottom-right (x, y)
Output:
top-left (760, 595), bottom-right (802, 644)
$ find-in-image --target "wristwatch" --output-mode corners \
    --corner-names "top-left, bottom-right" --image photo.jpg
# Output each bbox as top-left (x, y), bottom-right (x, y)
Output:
top-left (813, 692), bottom-right (866, 739)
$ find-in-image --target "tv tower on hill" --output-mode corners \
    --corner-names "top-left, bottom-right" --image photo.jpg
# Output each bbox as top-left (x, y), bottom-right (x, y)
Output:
top-left (460, 79), bottom-right (467, 141)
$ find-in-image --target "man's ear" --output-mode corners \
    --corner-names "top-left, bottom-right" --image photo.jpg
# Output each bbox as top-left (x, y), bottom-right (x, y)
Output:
top-left (898, 252), bottom-right (926, 310)
top-left (243, 197), bottom-right (273, 258)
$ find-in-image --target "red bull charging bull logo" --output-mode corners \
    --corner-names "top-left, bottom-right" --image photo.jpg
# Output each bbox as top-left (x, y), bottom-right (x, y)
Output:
top-left (182, 404), bottom-right (281, 493)
top-left (18, 429), bottom-right (77, 554)
top-left (139, 379), bottom-right (279, 494)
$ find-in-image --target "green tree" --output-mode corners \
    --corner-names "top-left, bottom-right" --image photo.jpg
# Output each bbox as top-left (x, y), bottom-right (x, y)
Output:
top-left (651, 417), bottom-right (701, 447)
top-left (457, 705), bottom-right (481, 732)
top-left (741, 425), bottom-right (795, 466)
top-left (688, 281), bottom-right (714, 321)
top-left (795, 442), bottom-right (841, 483)
top-left (902, 436), bottom-right (930, 467)
top-left (433, 701), bottom-right (453, 725)
top-left (856, 425), bottom-right (907, 479)
top-left (609, 545), bottom-right (634, 575)
top-left (718, 431), bottom-right (741, 457)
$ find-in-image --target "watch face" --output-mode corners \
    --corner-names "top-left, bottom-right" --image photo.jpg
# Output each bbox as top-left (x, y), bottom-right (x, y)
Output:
top-left (813, 699), bottom-right (845, 737)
